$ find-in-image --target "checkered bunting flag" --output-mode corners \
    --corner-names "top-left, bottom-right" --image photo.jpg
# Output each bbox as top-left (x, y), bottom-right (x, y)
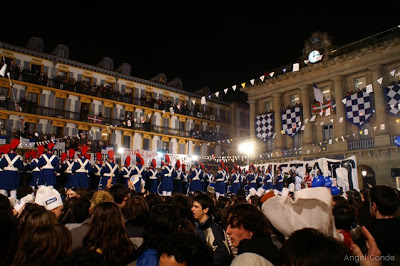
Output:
top-left (281, 106), bottom-right (302, 137)
top-left (384, 84), bottom-right (400, 118)
top-left (344, 91), bottom-right (373, 127)
top-left (255, 113), bottom-right (274, 141)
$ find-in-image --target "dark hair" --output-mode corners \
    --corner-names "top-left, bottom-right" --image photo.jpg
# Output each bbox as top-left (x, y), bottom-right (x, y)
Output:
top-left (144, 193), bottom-right (164, 209)
top-left (0, 194), bottom-right (12, 215)
top-left (193, 193), bottom-right (215, 216)
top-left (12, 224), bottom-right (72, 266)
top-left (16, 185), bottom-right (34, 200)
top-left (82, 201), bottom-right (133, 265)
top-left (225, 203), bottom-right (271, 237)
top-left (54, 247), bottom-right (106, 266)
top-left (278, 228), bottom-right (351, 266)
top-left (369, 185), bottom-right (399, 216)
top-left (122, 196), bottom-right (149, 226)
top-left (143, 204), bottom-right (181, 251)
top-left (107, 183), bottom-right (130, 204)
top-left (332, 195), bottom-right (348, 208)
top-left (169, 193), bottom-right (194, 221)
top-left (61, 197), bottom-right (91, 224)
top-left (0, 211), bottom-right (18, 266)
top-left (158, 232), bottom-right (212, 266)
top-left (332, 205), bottom-right (355, 230)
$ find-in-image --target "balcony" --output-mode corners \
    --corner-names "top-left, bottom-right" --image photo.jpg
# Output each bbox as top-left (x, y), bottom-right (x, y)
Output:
top-left (347, 139), bottom-right (375, 150)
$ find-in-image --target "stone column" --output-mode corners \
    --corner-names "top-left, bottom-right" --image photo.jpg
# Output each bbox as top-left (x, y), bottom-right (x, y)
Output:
top-left (333, 76), bottom-right (346, 138)
top-left (300, 84), bottom-right (312, 145)
top-left (370, 65), bottom-right (389, 146)
top-left (273, 93), bottom-right (283, 150)
top-left (248, 99), bottom-right (256, 137)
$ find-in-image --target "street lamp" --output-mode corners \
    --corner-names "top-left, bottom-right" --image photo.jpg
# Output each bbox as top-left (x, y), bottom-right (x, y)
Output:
top-left (362, 170), bottom-right (367, 177)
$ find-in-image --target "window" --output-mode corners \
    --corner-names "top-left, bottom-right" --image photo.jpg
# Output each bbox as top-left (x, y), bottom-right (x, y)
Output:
top-left (123, 135), bottom-right (131, 148)
top-left (320, 86), bottom-right (331, 101)
top-left (353, 76), bottom-right (366, 90)
top-left (162, 141), bottom-right (169, 153)
top-left (82, 76), bottom-right (92, 84)
top-left (323, 124), bottom-right (333, 141)
top-left (240, 112), bottom-right (248, 128)
top-left (52, 126), bottom-right (63, 137)
top-left (58, 70), bottom-right (68, 78)
top-left (292, 133), bottom-right (302, 149)
top-left (290, 94), bottom-right (300, 106)
top-left (179, 143), bottom-right (185, 154)
top-left (194, 145), bottom-right (200, 155)
top-left (105, 82), bottom-right (114, 89)
top-left (264, 101), bottom-right (271, 112)
top-left (31, 64), bottom-right (42, 74)
top-left (143, 138), bottom-right (151, 150)
top-left (266, 138), bottom-right (274, 152)
top-left (28, 92), bottom-right (38, 102)
top-left (55, 97), bottom-right (65, 110)
top-left (220, 109), bottom-right (226, 120)
top-left (208, 106), bottom-right (215, 116)
top-left (104, 107), bottom-right (112, 118)
top-left (25, 122), bottom-right (35, 133)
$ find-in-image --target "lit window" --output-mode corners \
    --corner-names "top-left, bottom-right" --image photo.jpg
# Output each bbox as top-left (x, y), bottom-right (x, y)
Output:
top-left (353, 76), bottom-right (366, 90)
top-left (290, 94), bottom-right (300, 106)
top-left (264, 101), bottom-right (271, 112)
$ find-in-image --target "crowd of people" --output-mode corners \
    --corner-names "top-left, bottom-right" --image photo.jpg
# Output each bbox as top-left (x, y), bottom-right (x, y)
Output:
top-left (0, 138), bottom-right (399, 265)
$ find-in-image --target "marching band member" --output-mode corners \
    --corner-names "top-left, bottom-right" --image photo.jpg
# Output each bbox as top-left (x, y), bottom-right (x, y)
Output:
top-left (246, 164), bottom-right (257, 191)
top-left (27, 150), bottom-right (39, 190)
top-left (159, 154), bottom-right (174, 196)
top-left (130, 153), bottom-right (145, 193)
top-left (37, 142), bottom-right (59, 187)
top-left (92, 152), bottom-right (103, 190)
top-left (120, 156), bottom-right (132, 187)
top-left (214, 161), bottom-right (226, 198)
top-left (181, 163), bottom-right (189, 194)
top-left (173, 160), bottom-right (182, 193)
top-left (72, 145), bottom-right (91, 188)
top-left (188, 160), bottom-right (203, 194)
top-left (62, 149), bottom-right (75, 189)
top-left (203, 165), bottom-right (213, 193)
top-left (263, 166), bottom-right (274, 191)
top-left (230, 163), bottom-right (240, 194)
top-left (146, 158), bottom-right (159, 194)
top-left (0, 139), bottom-right (23, 198)
top-left (275, 167), bottom-right (284, 193)
top-left (100, 150), bottom-right (119, 190)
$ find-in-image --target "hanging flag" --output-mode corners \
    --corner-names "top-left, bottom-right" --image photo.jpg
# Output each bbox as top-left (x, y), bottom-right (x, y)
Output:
top-left (250, 79), bottom-right (255, 85)
top-left (0, 63), bottom-right (6, 77)
top-left (269, 72), bottom-right (274, 77)
top-left (365, 84), bottom-right (373, 93)
top-left (390, 69), bottom-right (396, 76)
top-left (293, 63), bottom-right (299, 72)
top-left (313, 83), bottom-right (324, 103)
top-left (201, 96), bottom-right (206, 105)
top-left (232, 85), bottom-right (237, 91)
top-left (260, 75), bottom-right (265, 82)
top-left (241, 82), bottom-right (246, 88)
top-left (282, 68), bottom-right (287, 73)
top-left (224, 88), bottom-right (228, 94)
top-left (377, 77), bottom-right (383, 84)
top-left (311, 100), bottom-right (331, 115)
top-left (192, 99), bottom-right (196, 105)
top-left (215, 91), bottom-right (219, 97)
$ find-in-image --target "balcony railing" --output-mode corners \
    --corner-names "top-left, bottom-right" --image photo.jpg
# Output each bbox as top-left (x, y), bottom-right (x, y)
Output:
top-left (347, 139), bottom-right (375, 150)
top-left (3, 71), bottom-right (231, 124)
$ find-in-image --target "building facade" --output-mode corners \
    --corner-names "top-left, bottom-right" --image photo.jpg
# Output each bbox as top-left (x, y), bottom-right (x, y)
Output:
top-left (242, 29), bottom-right (400, 187)
top-left (0, 37), bottom-right (249, 163)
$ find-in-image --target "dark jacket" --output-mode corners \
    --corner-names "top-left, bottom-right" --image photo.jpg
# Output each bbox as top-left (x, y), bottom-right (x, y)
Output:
top-left (196, 216), bottom-right (232, 266)
top-left (237, 235), bottom-right (279, 265)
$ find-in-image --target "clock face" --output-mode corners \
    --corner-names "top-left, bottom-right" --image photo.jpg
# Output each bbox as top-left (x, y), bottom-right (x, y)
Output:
top-left (308, 50), bottom-right (320, 63)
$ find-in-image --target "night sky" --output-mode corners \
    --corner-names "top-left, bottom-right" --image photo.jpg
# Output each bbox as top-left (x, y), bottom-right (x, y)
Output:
top-left (1, 1), bottom-right (399, 102)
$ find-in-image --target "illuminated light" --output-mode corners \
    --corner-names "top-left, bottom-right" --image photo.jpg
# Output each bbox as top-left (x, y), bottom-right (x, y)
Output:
top-left (238, 141), bottom-right (255, 155)
top-left (192, 155), bottom-right (198, 161)
top-left (362, 170), bottom-right (367, 177)
top-left (118, 147), bottom-right (124, 154)
top-left (157, 152), bottom-right (164, 158)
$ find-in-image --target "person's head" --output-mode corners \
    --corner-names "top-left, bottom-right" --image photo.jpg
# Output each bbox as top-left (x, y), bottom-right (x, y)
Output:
top-left (107, 183), bottom-right (130, 209)
top-left (332, 195), bottom-right (348, 208)
top-left (332, 205), bottom-right (355, 231)
top-left (122, 196), bottom-right (149, 227)
top-left (62, 196), bottom-right (91, 224)
top-left (192, 193), bottom-right (215, 223)
top-left (12, 224), bottom-right (72, 266)
top-left (89, 190), bottom-right (114, 213)
top-left (56, 247), bottom-right (106, 266)
top-left (225, 203), bottom-right (271, 247)
top-left (169, 193), bottom-right (193, 221)
top-left (18, 207), bottom-right (58, 242)
top-left (144, 193), bottom-right (164, 209)
top-left (278, 228), bottom-right (350, 266)
top-left (369, 185), bottom-right (399, 218)
top-left (144, 204), bottom-right (181, 251)
top-left (158, 232), bottom-right (212, 266)
top-left (83, 201), bottom-right (133, 265)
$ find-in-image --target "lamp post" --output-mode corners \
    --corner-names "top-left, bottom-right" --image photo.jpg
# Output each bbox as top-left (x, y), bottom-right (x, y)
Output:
top-left (362, 170), bottom-right (367, 178)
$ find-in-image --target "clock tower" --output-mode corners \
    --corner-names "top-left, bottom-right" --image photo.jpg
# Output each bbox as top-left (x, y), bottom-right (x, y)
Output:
top-left (303, 32), bottom-right (333, 63)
